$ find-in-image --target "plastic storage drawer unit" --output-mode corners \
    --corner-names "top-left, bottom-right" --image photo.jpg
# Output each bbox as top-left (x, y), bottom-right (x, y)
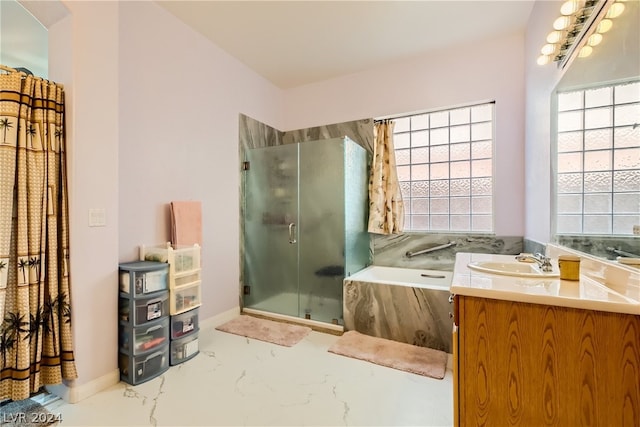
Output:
top-left (174, 270), bottom-right (201, 287)
top-left (119, 261), bottom-right (168, 295)
top-left (119, 291), bottom-right (169, 326)
top-left (119, 317), bottom-right (170, 355)
top-left (170, 332), bottom-right (199, 365)
top-left (119, 344), bottom-right (169, 385)
top-left (141, 244), bottom-right (200, 275)
top-left (170, 282), bottom-right (201, 315)
top-left (170, 307), bottom-right (199, 339)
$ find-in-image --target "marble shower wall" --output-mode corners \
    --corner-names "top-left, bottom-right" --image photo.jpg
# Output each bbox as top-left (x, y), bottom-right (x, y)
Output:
top-left (239, 114), bottom-right (284, 149)
top-left (372, 233), bottom-right (524, 271)
top-left (555, 235), bottom-right (640, 260)
top-left (282, 119), bottom-right (374, 153)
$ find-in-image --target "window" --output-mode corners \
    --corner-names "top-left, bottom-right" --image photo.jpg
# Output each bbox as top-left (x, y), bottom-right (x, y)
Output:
top-left (392, 102), bottom-right (494, 232)
top-left (556, 80), bottom-right (640, 235)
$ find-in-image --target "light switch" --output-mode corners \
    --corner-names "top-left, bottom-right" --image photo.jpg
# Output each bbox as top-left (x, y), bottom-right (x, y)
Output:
top-left (89, 208), bottom-right (106, 227)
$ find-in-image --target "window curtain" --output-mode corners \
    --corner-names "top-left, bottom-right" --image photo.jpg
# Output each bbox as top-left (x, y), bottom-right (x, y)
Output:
top-left (0, 67), bottom-right (77, 401)
top-left (367, 120), bottom-right (404, 234)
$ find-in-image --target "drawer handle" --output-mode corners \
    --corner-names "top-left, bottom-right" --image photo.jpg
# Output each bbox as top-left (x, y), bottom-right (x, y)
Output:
top-left (144, 324), bottom-right (163, 333)
top-left (142, 350), bottom-right (164, 362)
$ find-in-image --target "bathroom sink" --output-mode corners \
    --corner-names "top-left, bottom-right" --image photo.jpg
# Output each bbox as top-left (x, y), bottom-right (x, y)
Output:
top-left (467, 261), bottom-right (560, 278)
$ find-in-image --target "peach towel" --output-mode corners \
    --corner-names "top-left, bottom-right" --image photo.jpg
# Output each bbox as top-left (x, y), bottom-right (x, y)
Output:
top-left (170, 201), bottom-right (202, 246)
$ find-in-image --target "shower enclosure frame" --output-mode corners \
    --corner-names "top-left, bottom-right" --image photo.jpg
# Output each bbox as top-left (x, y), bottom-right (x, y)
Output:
top-left (240, 136), bottom-right (369, 329)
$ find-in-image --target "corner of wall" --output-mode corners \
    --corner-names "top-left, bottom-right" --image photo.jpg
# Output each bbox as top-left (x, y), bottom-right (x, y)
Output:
top-left (46, 369), bottom-right (120, 404)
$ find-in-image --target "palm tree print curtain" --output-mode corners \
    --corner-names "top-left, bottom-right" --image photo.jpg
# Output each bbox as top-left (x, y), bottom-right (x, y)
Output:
top-left (0, 68), bottom-right (77, 401)
top-left (367, 120), bottom-right (404, 234)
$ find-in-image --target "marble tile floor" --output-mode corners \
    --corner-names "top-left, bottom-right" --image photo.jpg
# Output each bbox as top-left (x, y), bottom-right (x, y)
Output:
top-left (48, 323), bottom-right (453, 426)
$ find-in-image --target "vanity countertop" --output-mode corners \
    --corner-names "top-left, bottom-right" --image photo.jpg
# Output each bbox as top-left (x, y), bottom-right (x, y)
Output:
top-left (451, 251), bottom-right (640, 315)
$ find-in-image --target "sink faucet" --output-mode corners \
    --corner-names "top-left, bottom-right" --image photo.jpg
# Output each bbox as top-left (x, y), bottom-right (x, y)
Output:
top-left (515, 252), bottom-right (554, 272)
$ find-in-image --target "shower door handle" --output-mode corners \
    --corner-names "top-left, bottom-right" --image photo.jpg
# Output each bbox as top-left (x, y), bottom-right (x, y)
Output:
top-left (288, 222), bottom-right (297, 244)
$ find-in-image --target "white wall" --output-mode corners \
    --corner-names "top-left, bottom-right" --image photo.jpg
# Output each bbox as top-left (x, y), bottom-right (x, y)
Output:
top-left (20, 0), bottom-right (565, 401)
top-left (36, 0), bottom-right (282, 400)
top-left (117, 1), bottom-right (282, 323)
top-left (1, 0), bottom-right (48, 77)
top-left (283, 32), bottom-right (527, 237)
top-left (524, 0), bottom-right (565, 244)
top-left (47, 0), bottom-right (120, 399)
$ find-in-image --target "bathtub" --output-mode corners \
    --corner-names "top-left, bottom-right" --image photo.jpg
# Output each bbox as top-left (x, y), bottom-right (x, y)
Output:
top-left (343, 265), bottom-right (453, 353)
top-left (345, 265), bottom-right (453, 290)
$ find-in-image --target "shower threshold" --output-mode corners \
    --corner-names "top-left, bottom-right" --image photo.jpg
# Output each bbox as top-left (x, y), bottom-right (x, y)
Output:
top-left (242, 307), bottom-right (344, 334)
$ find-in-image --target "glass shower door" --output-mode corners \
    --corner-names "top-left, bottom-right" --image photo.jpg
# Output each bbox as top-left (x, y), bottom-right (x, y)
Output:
top-left (298, 139), bottom-right (345, 324)
top-left (243, 144), bottom-right (299, 317)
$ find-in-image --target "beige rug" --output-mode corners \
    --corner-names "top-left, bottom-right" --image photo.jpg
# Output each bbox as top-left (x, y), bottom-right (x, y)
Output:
top-left (216, 315), bottom-right (311, 347)
top-left (328, 330), bottom-right (448, 379)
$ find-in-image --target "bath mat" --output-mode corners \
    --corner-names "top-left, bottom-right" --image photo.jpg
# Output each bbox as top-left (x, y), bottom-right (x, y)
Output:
top-left (328, 330), bottom-right (447, 379)
top-left (0, 398), bottom-right (59, 426)
top-left (216, 315), bottom-right (311, 347)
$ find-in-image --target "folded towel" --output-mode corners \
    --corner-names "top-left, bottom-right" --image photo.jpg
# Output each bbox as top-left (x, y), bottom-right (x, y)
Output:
top-left (170, 201), bottom-right (202, 246)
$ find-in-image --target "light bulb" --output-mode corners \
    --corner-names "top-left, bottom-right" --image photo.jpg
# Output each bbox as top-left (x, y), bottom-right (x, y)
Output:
top-left (587, 33), bottom-right (603, 46)
top-left (541, 44), bottom-right (557, 55)
top-left (554, 16), bottom-right (572, 30)
top-left (560, 0), bottom-right (579, 15)
top-left (578, 45), bottom-right (593, 58)
top-left (537, 55), bottom-right (551, 65)
top-left (597, 19), bottom-right (613, 33)
top-left (605, 2), bottom-right (625, 18)
top-left (547, 31), bottom-right (563, 44)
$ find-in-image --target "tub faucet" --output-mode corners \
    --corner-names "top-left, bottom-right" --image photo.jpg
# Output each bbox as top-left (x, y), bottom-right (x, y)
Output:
top-left (515, 252), bottom-right (554, 272)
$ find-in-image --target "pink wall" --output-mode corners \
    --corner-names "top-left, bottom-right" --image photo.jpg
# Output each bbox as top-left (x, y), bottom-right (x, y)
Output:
top-left (41, 0), bottom-right (282, 397)
top-left (117, 1), bottom-right (282, 323)
top-left (28, 0), bottom-right (566, 400)
top-left (282, 32), bottom-right (527, 236)
top-left (524, 0), bottom-right (565, 244)
top-left (47, 0), bottom-right (120, 396)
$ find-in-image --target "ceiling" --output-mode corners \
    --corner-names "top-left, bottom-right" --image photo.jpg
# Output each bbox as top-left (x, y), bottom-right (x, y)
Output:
top-left (156, 1), bottom-right (535, 89)
top-left (5, 1), bottom-right (536, 89)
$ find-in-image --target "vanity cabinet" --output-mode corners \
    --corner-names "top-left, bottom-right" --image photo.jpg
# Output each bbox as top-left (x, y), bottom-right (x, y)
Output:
top-left (453, 295), bottom-right (640, 426)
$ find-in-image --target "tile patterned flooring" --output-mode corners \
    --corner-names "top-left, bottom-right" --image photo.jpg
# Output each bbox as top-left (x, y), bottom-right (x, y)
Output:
top-left (49, 323), bottom-right (453, 426)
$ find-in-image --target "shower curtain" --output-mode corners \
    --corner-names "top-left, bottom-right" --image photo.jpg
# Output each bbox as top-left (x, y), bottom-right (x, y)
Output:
top-left (0, 68), bottom-right (77, 401)
top-left (368, 120), bottom-right (404, 234)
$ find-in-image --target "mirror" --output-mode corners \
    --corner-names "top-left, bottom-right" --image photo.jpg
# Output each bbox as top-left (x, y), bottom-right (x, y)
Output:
top-left (552, 0), bottom-right (639, 260)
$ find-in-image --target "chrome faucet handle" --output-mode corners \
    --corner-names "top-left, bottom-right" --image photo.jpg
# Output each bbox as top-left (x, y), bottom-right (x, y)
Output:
top-left (535, 253), bottom-right (553, 272)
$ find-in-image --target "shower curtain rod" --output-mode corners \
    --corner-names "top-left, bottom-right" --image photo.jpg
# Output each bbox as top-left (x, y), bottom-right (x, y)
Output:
top-left (0, 63), bottom-right (63, 88)
top-left (375, 100), bottom-right (497, 122)
top-left (0, 64), bottom-right (25, 74)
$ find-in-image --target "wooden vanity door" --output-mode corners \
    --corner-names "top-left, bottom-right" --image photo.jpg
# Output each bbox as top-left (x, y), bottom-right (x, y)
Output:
top-left (457, 295), bottom-right (640, 426)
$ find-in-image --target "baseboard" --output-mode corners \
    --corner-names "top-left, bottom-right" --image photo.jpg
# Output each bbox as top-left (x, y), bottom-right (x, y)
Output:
top-left (45, 368), bottom-right (120, 404)
top-left (200, 306), bottom-right (240, 330)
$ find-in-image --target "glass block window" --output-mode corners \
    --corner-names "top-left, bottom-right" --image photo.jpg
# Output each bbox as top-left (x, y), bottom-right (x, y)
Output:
top-left (392, 102), bottom-right (494, 232)
top-left (556, 80), bottom-right (640, 235)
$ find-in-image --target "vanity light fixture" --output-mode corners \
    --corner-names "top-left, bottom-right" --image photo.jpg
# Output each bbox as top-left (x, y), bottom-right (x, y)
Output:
top-left (536, 0), bottom-right (626, 67)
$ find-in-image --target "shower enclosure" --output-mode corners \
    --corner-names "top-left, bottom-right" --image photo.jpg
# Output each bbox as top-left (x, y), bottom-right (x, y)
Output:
top-left (242, 137), bottom-right (369, 326)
